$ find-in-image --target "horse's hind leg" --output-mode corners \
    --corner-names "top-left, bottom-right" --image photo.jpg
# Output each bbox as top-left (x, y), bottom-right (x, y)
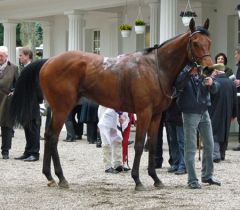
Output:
top-left (43, 111), bottom-right (69, 188)
top-left (43, 127), bottom-right (57, 187)
top-left (147, 114), bottom-right (164, 188)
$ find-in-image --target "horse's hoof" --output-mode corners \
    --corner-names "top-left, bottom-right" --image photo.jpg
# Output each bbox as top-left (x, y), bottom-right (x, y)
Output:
top-left (135, 184), bottom-right (146, 191)
top-left (47, 180), bottom-right (57, 187)
top-left (154, 181), bottom-right (164, 188)
top-left (58, 179), bottom-right (69, 188)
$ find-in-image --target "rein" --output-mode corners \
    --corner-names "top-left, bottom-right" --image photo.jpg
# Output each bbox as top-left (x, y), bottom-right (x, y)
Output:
top-left (154, 30), bottom-right (210, 100)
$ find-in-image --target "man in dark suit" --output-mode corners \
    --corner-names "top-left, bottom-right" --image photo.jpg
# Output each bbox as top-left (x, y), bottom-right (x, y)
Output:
top-left (233, 47), bottom-right (240, 151)
top-left (15, 47), bottom-right (42, 161)
top-left (0, 46), bottom-right (19, 159)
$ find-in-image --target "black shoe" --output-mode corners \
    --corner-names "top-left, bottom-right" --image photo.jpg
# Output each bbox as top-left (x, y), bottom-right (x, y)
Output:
top-left (15, 154), bottom-right (29, 160)
top-left (175, 169), bottom-right (187, 175)
top-left (96, 142), bottom-right (102, 148)
top-left (168, 166), bottom-right (178, 173)
top-left (201, 177), bottom-right (221, 186)
top-left (75, 135), bottom-right (82, 140)
top-left (128, 140), bottom-right (134, 145)
top-left (115, 165), bottom-right (125, 172)
top-left (105, 167), bottom-right (119, 174)
top-left (232, 146), bottom-right (240, 151)
top-left (63, 138), bottom-right (76, 142)
top-left (188, 182), bottom-right (201, 189)
top-left (2, 154), bottom-right (9, 159)
top-left (213, 159), bottom-right (221, 163)
top-left (24, 155), bottom-right (39, 162)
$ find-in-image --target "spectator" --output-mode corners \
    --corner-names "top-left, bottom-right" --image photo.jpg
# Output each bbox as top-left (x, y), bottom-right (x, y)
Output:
top-left (98, 105), bottom-right (129, 173)
top-left (214, 52), bottom-right (233, 77)
top-left (209, 70), bottom-right (237, 162)
top-left (232, 47), bottom-right (240, 151)
top-left (0, 46), bottom-right (19, 159)
top-left (166, 99), bottom-right (186, 175)
top-left (80, 98), bottom-right (99, 144)
top-left (15, 47), bottom-right (42, 161)
top-left (176, 64), bottom-right (221, 189)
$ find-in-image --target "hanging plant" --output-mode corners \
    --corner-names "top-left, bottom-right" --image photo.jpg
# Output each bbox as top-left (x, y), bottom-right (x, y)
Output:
top-left (119, 24), bottom-right (132, 31)
top-left (119, 24), bottom-right (132, 38)
top-left (134, 19), bottom-right (145, 34)
top-left (180, 11), bottom-right (197, 17)
top-left (237, 4), bottom-right (240, 19)
top-left (134, 0), bottom-right (145, 34)
top-left (135, 19), bottom-right (145, 26)
top-left (180, 0), bottom-right (197, 26)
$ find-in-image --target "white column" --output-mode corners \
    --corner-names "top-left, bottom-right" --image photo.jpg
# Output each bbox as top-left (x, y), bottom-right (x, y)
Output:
top-left (149, 0), bottom-right (160, 46)
top-left (160, 0), bottom-right (177, 43)
top-left (41, 22), bottom-right (52, 58)
top-left (2, 20), bottom-right (17, 63)
top-left (65, 10), bottom-right (85, 51)
top-left (108, 16), bottom-right (121, 56)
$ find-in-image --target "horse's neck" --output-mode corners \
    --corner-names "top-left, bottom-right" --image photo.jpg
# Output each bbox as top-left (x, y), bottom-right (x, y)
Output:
top-left (158, 33), bottom-right (189, 85)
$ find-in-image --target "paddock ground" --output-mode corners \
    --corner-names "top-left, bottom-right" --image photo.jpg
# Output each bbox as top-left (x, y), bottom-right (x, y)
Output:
top-left (0, 124), bottom-right (240, 210)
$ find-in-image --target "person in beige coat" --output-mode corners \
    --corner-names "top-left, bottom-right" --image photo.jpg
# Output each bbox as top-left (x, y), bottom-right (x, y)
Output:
top-left (0, 46), bottom-right (19, 159)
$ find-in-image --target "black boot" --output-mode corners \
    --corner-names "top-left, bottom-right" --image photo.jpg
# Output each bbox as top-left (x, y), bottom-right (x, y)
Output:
top-left (96, 137), bottom-right (102, 148)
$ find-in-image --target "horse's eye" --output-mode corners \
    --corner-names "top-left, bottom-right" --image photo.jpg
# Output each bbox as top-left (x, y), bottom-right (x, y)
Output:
top-left (193, 42), bottom-right (199, 48)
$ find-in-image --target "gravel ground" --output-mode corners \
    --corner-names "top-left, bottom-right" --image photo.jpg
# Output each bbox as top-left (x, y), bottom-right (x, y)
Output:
top-left (0, 126), bottom-right (240, 210)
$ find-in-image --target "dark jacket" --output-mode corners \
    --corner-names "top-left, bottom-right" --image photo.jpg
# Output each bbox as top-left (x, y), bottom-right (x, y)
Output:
top-left (208, 73), bottom-right (237, 143)
top-left (175, 64), bottom-right (219, 114)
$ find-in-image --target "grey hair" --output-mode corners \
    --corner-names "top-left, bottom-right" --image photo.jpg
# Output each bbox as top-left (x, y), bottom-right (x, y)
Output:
top-left (235, 46), bottom-right (240, 53)
top-left (0, 46), bottom-right (8, 56)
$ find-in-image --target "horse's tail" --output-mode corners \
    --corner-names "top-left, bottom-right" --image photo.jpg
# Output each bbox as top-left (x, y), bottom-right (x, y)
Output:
top-left (10, 59), bottom-right (48, 127)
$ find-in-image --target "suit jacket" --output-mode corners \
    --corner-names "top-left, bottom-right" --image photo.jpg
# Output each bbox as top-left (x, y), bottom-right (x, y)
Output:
top-left (0, 61), bottom-right (19, 127)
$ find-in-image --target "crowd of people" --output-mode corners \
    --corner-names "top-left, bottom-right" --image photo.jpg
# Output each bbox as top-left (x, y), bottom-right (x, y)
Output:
top-left (1, 45), bottom-right (240, 189)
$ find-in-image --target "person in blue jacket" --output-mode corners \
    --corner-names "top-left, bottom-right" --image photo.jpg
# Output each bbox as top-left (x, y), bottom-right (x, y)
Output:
top-left (175, 63), bottom-right (221, 189)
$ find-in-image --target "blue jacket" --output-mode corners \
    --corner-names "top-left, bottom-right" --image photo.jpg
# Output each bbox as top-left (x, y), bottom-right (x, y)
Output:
top-left (175, 64), bottom-right (219, 114)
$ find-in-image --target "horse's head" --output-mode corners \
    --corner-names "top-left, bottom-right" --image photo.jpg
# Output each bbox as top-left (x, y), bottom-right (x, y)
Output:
top-left (187, 18), bottom-right (213, 70)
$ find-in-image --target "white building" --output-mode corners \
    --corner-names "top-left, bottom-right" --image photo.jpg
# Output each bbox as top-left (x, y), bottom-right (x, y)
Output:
top-left (0, 0), bottom-right (239, 66)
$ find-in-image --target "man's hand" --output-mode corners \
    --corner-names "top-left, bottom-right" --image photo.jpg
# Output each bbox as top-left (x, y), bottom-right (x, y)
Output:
top-left (204, 77), bottom-right (213, 86)
top-left (190, 67), bottom-right (198, 75)
top-left (234, 79), bottom-right (240, 87)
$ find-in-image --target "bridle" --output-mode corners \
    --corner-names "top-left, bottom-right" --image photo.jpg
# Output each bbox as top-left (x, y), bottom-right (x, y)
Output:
top-left (188, 30), bottom-right (211, 66)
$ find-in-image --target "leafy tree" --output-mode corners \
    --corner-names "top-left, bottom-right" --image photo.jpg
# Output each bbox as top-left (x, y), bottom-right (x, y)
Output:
top-left (0, 24), bottom-right (3, 45)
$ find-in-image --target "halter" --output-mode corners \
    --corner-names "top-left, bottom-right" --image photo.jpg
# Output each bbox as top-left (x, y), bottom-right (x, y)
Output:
top-left (188, 30), bottom-right (211, 65)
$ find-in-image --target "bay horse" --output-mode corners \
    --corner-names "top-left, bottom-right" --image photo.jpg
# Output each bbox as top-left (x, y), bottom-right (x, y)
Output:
top-left (11, 18), bottom-right (213, 191)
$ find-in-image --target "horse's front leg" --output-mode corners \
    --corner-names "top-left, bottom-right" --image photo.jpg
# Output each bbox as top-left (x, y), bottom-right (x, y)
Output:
top-left (147, 114), bottom-right (164, 188)
top-left (132, 109), bottom-right (152, 191)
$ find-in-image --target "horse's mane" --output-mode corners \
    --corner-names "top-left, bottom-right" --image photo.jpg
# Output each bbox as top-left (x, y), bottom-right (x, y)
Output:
top-left (143, 26), bottom-right (210, 55)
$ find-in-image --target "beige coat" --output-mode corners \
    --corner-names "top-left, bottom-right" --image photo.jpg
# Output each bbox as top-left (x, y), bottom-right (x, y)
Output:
top-left (0, 62), bottom-right (19, 127)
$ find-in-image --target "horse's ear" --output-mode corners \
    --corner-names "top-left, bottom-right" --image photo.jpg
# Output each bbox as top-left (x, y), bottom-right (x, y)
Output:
top-left (203, 18), bottom-right (209, 30)
top-left (189, 18), bottom-right (195, 33)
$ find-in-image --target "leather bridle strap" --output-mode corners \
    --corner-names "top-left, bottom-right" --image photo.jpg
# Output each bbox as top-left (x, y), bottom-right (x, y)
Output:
top-left (188, 31), bottom-right (211, 64)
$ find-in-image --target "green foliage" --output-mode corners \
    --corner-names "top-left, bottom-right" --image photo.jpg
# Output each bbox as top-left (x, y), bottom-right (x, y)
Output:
top-left (180, 11), bottom-right (197, 17)
top-left (16, 24), bottom-right (22, 46)
top-left (0, 24), bottom-right (3, 45)
top-left (135, 19), bottom-right (145, 26)
top-left (0, 22), bottom-right (42, 48)
top-left (119, 24), bottom-right (132, 31)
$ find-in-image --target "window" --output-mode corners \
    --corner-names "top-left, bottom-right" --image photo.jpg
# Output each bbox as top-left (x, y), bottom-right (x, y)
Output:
top-left (93, 30), bottom-right (100, 54)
